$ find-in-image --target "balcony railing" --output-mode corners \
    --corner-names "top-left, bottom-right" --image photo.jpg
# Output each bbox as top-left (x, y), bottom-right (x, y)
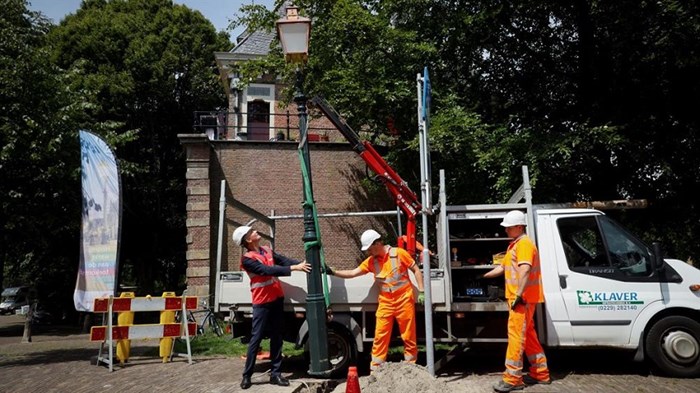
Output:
top-left (193, 110), bottom-right (338, 142)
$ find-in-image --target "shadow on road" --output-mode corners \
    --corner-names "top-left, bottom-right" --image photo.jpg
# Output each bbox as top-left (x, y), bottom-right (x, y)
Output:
top-left (0, 347), bottom-right (97, 367)
top-left (0, 315), bottom-right (84, 338)
top-left (436, 344), bottom-right (650, 378)
top-left (0, 314), bottom-right (657, 381)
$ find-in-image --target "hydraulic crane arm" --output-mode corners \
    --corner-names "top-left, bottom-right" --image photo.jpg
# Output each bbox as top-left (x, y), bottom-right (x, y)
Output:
top-left (310, 96), bottom-right (422, 256)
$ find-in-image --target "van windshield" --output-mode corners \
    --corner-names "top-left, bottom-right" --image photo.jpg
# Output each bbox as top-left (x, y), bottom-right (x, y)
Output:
top-left (2, 287), bottom-right (28, 297)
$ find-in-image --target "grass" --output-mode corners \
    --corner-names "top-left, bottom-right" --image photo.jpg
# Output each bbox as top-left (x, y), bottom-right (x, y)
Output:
top-left (169, 332), bottom-right (454, 359)
top-left (171, 332), bottom-right (304, 357)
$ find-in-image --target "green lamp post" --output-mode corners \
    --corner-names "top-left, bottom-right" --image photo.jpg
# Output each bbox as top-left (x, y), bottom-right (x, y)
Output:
top-left (276, 5), bottom-right (331, 377)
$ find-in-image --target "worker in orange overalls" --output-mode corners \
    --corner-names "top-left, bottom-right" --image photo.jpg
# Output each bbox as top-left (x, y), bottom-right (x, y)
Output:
top-left (482, 210), bottom-right (551, 392)
top-left (326, 229), bottom-right (425, 371)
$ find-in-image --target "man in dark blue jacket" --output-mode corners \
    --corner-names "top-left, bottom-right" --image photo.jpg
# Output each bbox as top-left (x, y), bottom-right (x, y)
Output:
top-left (232, 225), bottom-right (310, 389)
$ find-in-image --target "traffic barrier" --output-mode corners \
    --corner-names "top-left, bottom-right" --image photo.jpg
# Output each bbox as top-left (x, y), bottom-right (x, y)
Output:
top-left (90, 293), bottom-right (198, 371)
top-left (159, 292), bottom-right (176, 362)
top-left (93, 295), bottom-right (198, 312)
top-left (116, 292), bottom-right (134, 363)
top-left (345, 366), bottom-right (361, 393)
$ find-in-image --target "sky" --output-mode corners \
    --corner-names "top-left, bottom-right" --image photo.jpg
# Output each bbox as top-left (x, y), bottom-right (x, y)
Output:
top-left (27, 0), bottom-right (275, 39)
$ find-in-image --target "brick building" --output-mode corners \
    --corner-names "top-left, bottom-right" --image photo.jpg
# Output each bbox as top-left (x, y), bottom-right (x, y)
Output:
top-left (179, 136), bottom-right (395, 300)
top-left (180, 19), bottom-right (395, 299)
top-left (209, 23), bottom-right (342, 143)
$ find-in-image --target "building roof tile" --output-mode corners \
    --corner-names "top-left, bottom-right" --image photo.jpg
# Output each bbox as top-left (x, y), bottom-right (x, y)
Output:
top-left (231, 29), bottom-right (275, 56)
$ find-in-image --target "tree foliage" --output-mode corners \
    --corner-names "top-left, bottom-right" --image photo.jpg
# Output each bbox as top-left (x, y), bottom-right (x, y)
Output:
top-left (236, 0), bottom-right (700, 260)
top-left (3, 0), bottom-right (699, 315)
top-left (0, 0), bottom-right (83, 310)
top-left (45, 0), bottom-right (232, 295)
top-left (2, 0), bottom-right (231, 313)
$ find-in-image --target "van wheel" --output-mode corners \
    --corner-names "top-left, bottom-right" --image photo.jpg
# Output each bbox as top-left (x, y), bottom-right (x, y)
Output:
top-left (327, 326), bottom-right (357, 378)
top-left (645, 316), bottom-right (700, 377)
top-left (305, 325), bottom-right (357, 378)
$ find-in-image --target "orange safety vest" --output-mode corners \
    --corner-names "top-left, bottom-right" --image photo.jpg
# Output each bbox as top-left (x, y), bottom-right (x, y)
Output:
top-left (503, 235), bottom-right (544, 303)
top-left (370, 247), bottom-right (412, 298)
top-left (240, 245), bottom-right (284, 305)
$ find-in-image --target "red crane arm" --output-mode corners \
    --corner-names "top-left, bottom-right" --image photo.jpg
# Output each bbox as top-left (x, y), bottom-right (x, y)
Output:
top-left (310, 96), bottom-right (421, 256)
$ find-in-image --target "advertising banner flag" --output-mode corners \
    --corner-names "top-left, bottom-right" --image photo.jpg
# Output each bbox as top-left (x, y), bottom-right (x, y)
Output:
top-left (75, 130), bottom-right (121, 312)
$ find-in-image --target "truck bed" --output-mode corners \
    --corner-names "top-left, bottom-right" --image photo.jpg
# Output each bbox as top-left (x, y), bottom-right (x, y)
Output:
top-left (218, 270), bottom-right (446, 313)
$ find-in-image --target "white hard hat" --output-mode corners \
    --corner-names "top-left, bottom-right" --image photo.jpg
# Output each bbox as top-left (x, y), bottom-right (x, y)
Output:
top-left (500, 210), bottom-right (527, 227)
top-left (232, 225), bottom-right (252, 246)
top-left (360, 229), bottom-right (381, 251)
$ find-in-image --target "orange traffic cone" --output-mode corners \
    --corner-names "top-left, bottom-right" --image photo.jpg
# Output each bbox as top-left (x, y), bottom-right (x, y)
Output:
top-left (240, 348), bottom-right (270, 360)
top-left (346, 366), bottom-right (361, 393)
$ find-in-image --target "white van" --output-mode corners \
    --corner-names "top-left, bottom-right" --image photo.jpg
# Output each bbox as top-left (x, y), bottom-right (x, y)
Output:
top-left (218, 167), bottom-right (700, 378)
top-left (0, 286), bottom-right (32, 315)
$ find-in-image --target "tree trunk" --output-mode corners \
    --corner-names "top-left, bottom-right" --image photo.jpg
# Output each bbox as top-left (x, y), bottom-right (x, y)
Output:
top-left (21, 304), bottom-right (33, 343)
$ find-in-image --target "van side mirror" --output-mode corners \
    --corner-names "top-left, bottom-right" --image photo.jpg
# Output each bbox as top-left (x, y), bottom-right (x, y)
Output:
top-left (651, 242), bottom-right (664, 273)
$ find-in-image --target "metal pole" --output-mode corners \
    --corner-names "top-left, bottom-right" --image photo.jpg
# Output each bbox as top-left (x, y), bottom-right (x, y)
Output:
top-left (295, 68), bottom-right (331, 377)
top-left (438, 170), bottom-right (452, 312)
top-left (417, 71), bottom-right (435, 376)
top-left (270, 209), bottom-right (397, 220)
top-left (286, 109), bottom-right (291, 141)
top-left (396, 207), bottom-right (403, 237)
top-left (214, 180), bottom-right (226, 311)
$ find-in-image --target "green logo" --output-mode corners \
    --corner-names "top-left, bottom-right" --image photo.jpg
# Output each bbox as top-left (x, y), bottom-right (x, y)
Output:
top-left (576, 290), bottom-right (644, 306)
top-left (577, 290), bottom-right (600, 305)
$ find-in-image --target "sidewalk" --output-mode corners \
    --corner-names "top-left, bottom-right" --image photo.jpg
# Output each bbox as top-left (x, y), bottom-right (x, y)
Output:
top-left (1, 314), bottom-right (698, 393)
top-left (0, 314), bottom-right (302, 393)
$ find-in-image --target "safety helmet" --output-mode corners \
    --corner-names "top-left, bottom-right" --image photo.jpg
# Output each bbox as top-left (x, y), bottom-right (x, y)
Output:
top-left (500, 210), bottom-right (527, 227)
top-left (360, 229), bottom-right (382, 251)
top-left (232, 225), bottom-right (252, 246)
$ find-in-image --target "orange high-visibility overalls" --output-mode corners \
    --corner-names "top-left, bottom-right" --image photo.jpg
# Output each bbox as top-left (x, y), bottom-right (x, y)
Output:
top-left (502, 234), bottom-right (550, 385)
top-left (359, 247), bottom-right (417, 370)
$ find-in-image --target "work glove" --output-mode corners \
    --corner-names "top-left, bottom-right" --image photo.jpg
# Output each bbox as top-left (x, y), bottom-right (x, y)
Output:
top-left (417, 291), bottom-right (425, 305)
top-left (511, 295), bottom-right (525, 310)
top-left (323, 265), bottom-right (334, 276)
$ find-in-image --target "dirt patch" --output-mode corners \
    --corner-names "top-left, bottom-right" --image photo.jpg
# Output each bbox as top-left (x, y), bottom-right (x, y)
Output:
top-left (333, 362), bottom-right (462, 393)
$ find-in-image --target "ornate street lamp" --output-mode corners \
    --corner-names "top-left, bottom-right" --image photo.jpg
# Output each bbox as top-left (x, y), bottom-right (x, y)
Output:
top-left (276, 6), bottom-right (310, 64)
top-left (276, 5), bottom-right (331, 377)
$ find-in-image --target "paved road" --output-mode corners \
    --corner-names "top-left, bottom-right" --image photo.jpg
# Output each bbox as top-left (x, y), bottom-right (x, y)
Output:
top-left (1, 315), bottom-right (698, 392)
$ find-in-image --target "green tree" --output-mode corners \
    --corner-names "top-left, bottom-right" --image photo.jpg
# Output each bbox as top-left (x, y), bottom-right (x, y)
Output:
top-left (429, 1), bottom-right (700, 257)
top-left (0, 0), bottom-right (83, 311)
top-left (235, 0), bottom-right (435, 135)
top-left (236, 1), bottom-right (700, 261)
top-left (46, 0), bottom-right (231, 295)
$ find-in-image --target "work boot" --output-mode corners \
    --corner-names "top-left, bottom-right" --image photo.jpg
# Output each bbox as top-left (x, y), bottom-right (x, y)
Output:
top-left (493, 380), bottom-right (525, 392)
top-left (269, 375), bottom-right (290, 386)
top-left (240, 375), bottom-right (252, 390)
top-left (523, 375), bottom-right (552, 385)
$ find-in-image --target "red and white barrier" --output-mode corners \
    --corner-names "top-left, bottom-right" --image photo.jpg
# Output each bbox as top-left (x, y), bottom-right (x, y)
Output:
top-left (93, 296), bottom-right (198, 313)
top-left (90, 323), bottom-right (197, 341)
top-left (90, 294), bottom-right (199, 371)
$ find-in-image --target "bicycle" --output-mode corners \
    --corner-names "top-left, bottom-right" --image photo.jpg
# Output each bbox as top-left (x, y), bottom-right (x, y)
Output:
top-left (175, 297), bottom-right (225, 338)
top-left (192, 303), bottom-right (225, 337)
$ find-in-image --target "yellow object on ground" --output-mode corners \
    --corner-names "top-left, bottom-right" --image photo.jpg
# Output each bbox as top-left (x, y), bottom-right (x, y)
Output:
top-left (116, 292), bottom-right (135, 364)
top-left (159, 292), bottom-right (177, 362)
